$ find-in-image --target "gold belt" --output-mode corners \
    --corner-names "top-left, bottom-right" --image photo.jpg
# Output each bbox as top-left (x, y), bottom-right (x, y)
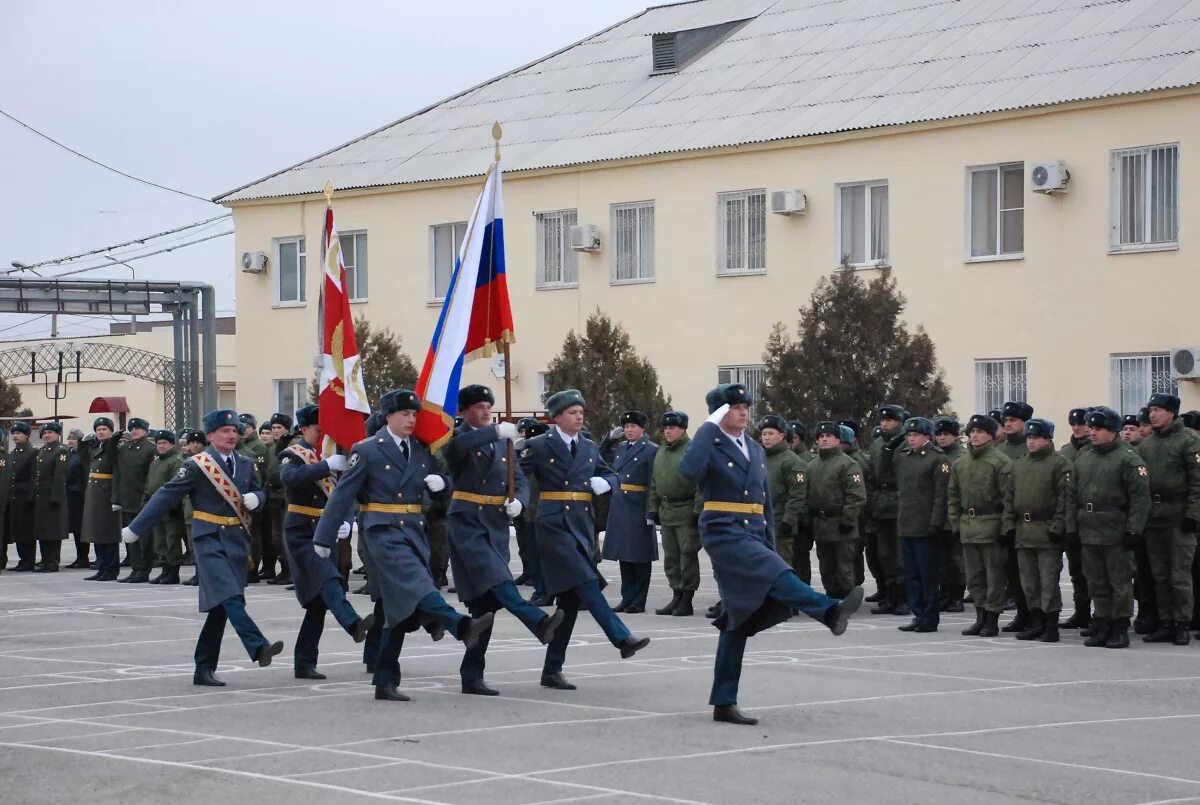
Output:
top-left (193, 511), bottom-right (241, 526)
top-left (362, 503), bottom-right (423, 514)
top-left (619, 484), bottom-right (647, 493)
top-left (452, 491), bottom-right (506, 505)
top-left (703, 501), bottom-right (764, 515)
top-left (88, 472), bottom-right (114, 480)
top-left (286, 504), bottom-right (325, 518)
top-left (541, 491), bottom-right (593, 502)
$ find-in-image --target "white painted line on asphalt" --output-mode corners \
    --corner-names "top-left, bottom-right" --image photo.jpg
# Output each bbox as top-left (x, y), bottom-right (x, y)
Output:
top-left (100, 736), bottom-right (218, 754)
top-left (280, 759), bottom-right (411, 778)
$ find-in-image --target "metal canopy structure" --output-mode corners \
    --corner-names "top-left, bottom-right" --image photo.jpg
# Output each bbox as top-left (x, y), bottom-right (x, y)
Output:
top-left (0, 279), bottom-right (218, 429)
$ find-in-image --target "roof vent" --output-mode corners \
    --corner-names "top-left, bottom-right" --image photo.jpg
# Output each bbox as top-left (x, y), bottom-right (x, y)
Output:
top-left (652, 34), bottom-right (678, 73)
top-left (650, 18), bottom-right (753, 76)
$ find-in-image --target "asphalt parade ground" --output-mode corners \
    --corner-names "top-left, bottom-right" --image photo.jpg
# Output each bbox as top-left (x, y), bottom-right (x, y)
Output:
top-left (2, 544), bottom-right (1199, 805)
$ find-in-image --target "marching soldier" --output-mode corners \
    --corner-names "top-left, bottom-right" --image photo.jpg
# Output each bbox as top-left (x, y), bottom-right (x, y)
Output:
top-left (602, 410), bottom-right (659, 613)
top-left (1059, 408), bottom-right (1093, 631)
top-left (893, 417), bottom-right (950, 632)
top-left (113, 417), bottom-right (156, 583)
top-left (680, 385), bottom-right (862, 726)
top-left (515, 417), bottom-right (549, 602)
top-left (867, 405), bottom-right (906, 614)
top-left (648, 411), bottom-right (700, 616)
top-left (143, 430), bottom-right (186, 585)
top-left (1067, 406), bottom-right (1151, 649)
top-left (7, 422), bottom-right (37, 571)
top-left (1134, 393), bottom-right (1200, 645)
top-left (179, 429), bottom-right (206, 586)
top-left (948, 414), bottom-right (1015, 638)
top-left (236, 414), bottom-right (271, 582)
top-left (125, 409), bottom-right (284, 685)
top-left (757, 414), bottom-right (806, 572)
top-left (805, 421), bottom-right (867, 600)
top-left (518, 389), bottom-right (651, 691)
top-left (265, 412), bottom-right (295, 585)
top-left (82, 418), bottom-right (122, 581)
top-left (30, 422), bottom-right (69, 572)
top-left (1010, 418), bottom-right (1072, 642)
top-left (933, 416), bottom-right (966, 612)
top-left (65, 429), bottom-right (89, 569)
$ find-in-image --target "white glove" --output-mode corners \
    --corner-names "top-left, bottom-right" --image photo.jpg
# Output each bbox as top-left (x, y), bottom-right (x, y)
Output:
top-left (497, 422), bottom-right (519, 441)
top-left (336, 521), bottom-right (352, 540)
top-left (111, 504), bottom-right (122, 512)
top-left (609, 426), bottom-right (623, 440)
top-left (504, 498), bottom-right (523, 517)
top-left (326, 454), bottom-right (348, 472)
top-left (589, 477), bottom-right (612, 495)
top-left (314, 544), bottom-right (331, 559)
top-left (243, 492), bottom-right (263, 511)
top-left (706, 403), bottom-right (730, 426)
top-left (120, 526), bottom-right (140, 544)
top-left (424, 474), bottom-right (446, 493)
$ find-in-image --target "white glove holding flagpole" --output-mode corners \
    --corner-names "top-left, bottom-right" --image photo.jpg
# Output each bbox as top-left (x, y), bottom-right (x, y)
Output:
top-left (326, 454), bottom-right (348, 472)
top-left (243, 492), bottom-right (263, 511)
top-left (424, 474), bottom-right (446, 493)
top-left (588, 477), bottom-right (611, 496)
top-left (504, 498), bottom-right (522, 517)
top-left (120, 526), bottom-right (140, 544)
top-left (497, 422), bottom-right (519, 441)
top-left (336, 522), bottom-right (352, 541)
top-left (314, 544), bottom-right (331, 559)
top-left (706, 403), bottom-right (730, 426)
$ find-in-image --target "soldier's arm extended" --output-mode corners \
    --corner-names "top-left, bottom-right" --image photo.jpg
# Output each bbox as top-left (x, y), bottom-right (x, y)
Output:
top-left (999, 461), bottom-right (1016, 535)
top-left (443, 424), bottom-right (500, 473)
top-left (841, 461), bottom-right (866, 528)
top-left (279, 450), bottom-right (333, 490)
top-left (127, 462), bottom-right (197, 538)
top-left (678, 422), bottom-right (719, 485)
top-left (1125, 456), bottom-right (1152, 536)
top-left (314, 446), bottom-right (368, 549)
top-left (929, 458), bottom-right (950, 532)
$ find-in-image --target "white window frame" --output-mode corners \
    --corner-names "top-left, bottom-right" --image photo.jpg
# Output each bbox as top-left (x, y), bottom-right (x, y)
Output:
top-left (339, 230), bottom-right (368, 302)
top-left (716, 189), bottom-right (767, 276)
top-left (274, 379), bottom-right (308, 420)
top-left (1109, 143), bottom-right (1179, 254)
top-left (429, 221), bottom-right (468, 303)
top-left (535, 209), bottom-right (579, 289)
top-left (610, 201), bottom-right (656, 284)
top-left (536, 371), bottom-right (550, 407)
top-left (835, 180), bottom-right (889, 268)
top-left (974, 358), bottom-right (1028, 413)
top-left (273, 236), bottom-right (306, 306)
top-left (1110, 353), bottom-right (1178, 416)
top-left (717, 364), bottom-right (766, 419)
top-left (965, 163), bottom-right (1024, 262)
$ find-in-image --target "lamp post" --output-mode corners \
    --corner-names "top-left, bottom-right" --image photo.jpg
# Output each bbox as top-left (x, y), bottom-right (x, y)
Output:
top-left (28, 342), bottom-right (83, 422)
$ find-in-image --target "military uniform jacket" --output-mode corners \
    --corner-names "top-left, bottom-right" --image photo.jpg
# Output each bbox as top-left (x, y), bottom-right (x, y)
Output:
top-left (947, 444), bottom-right (1015, 544)
top-left (238, 433), bottom-right (269, 488)
top-left (112, 436), bottom-right (156, 512)
top-left (680, 422), bottom-right (791, 636)
top-left (894, 443), bottom-right (950, 539)
top-left (868, 429), bottom-right (905, 519)
top-left (1011, 446), bottom-right (1071, 549)
top-left (81, 437), bottom-right (120, 545)
top-left (32, 443), bottom-right (69, 542)
top-left (1060, 436), bottom-right (1089, 463)
top-left (314, 432), bottom-right (447, 627)
top-left (791, 446), bottom-right (815, 468)
top-left (1134, 418), bottom-right (1200, 527)
top-left (997, 433), bottom-right (1028, 462)
top-left (7, 442), bottom-right (36, 541)
top-left (265, 436), bottom-right (292, 507)
top-left (602, 436), bottom-right (659, 564)
top-left (143, 449), bottom-right (185, 543)
top-left (1067, 439), bottom-right (1151, 545)
top-left (648, 436), bottom-right (699, 526)
top-left (518, 427), bottom-right (617, 597)
top-left (805, 449), bottom-right (867, 543)
top-left (764, 441), bottom-right (807, 538)
top-left (279, 439), bottom-right (341, 607)
top-left (130, 448), bottom-right (262, 612)
top-left (443, 423), bottom-right (530, 603)
top-left (0, 447), bottom-right (11, 540)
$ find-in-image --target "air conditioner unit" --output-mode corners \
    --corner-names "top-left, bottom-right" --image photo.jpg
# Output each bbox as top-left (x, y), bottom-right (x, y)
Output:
top-left (241, 251), bottom-right (267, 273)
top-left (1031, 161), bottom-right (1070, 194)
top-left (1170, 346), bottom-right (1200, 380)
top-left (771, 189), bottom-right (807, 215)
top-left (569, 224), bottom-right (600, 252)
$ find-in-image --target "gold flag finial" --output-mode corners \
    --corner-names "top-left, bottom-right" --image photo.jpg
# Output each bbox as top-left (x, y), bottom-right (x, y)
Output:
top-left (492, 121), bottom-right (503, 162)
top-left (323, 181), bottom-right (335, 205)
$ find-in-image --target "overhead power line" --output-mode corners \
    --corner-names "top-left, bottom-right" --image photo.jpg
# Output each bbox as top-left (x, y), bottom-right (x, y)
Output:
top-left (10, 213), bottom-right (232, 270)
top-left (46, 230), bottom-right (234, 277)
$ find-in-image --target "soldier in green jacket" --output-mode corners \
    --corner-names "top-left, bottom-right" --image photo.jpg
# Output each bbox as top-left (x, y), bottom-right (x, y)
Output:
top-left (1067, 406), bottom-right (1151, 649)
top-left (143, 430), bottom-right (186, 585)
top-left (757, 415), bottom-right (807, 569)
top-left (648, 411), bottom-right (700, 616)
top-left (1058, 407), bottom-right (1093, 630)
top-left (1010, 419), bottom-right (1072, 642)
top-left (265, 413), bottom-right (295, 585)
top-left (1124, 408), bottom-right (1159, 634)
top-left (807, 422), bottom-right (867, 599)
top-left (893, 417), bottom-right (950, 632)
top-left (179, 429), bottom-right (205, 586)
top-left (948, 414), bottom-right (1015, 637)
top-left (31, 423), bottom-right (69, 572)
top-left (788, 421), bottom-right (813, 468)
top-left (840, 420), bottom-right (872, 588)
top-left (113, 417), bottom-right (157, 583)
top-left (934, 416), bottom-right (966, 612)
top-left (996, 401), bottom-right (1035, 633)
top-left (867, 405), bottom-right (907, 614)
top-left (237, 414), bottom-right (271, 582)
top-left (1134, 393), bottom-right (1200, 645)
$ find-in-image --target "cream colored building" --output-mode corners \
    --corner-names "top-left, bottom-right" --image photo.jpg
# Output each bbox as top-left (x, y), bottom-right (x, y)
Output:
top-left (218, 0), bottom-right (1200, 427)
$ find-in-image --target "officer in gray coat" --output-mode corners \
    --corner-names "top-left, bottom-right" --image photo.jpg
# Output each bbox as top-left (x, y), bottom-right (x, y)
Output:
top-left (601, 410), bottom-right (659, 613)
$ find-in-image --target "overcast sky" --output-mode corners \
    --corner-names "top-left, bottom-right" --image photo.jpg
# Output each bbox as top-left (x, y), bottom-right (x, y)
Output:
top-left (0, 0), bottom-right (650, 340)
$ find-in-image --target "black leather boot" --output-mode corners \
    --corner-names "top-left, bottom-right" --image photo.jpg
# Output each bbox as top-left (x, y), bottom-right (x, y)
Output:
top-left (1001, 603), bottom-right (1029, 633)
top-left (1015, 609), bottom-right (1044, 640)
top-left (1105, 618), bottom-right (1130, 648)
top-left (1083, 618), bottom-right (1110, 647)
top-left (1143, 620), bottom-right (1175, 643)
top-left (961, 607), bottom-right (986, 636)
top-left (655, 591), bottom-right (682, 616)
top-left (672, 591), bottom-right (694, 616)
top-left (1039, 613), bottom-right (1060, 642)
top-left (713, 705), bottom-right (758, 726)
top-left (978, 610), bottom-right (1000, 638)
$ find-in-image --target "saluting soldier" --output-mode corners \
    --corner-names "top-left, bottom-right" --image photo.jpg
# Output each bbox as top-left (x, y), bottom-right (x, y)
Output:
top-left (82, 418), bottom-right (122, 581)
top-left (867, 405), bottom-right (906, 614)
top-left (1059, 407), bottom-right (1093, 631)
top-left (893, 417), bottom-right (951, 633)
top-left (805, 422), bottom-right (867, 600)
top-left (933, 416), bottom-right (966, 612)
top-left (236, 413), bottom-right (271, 582)
top-left (518, 389), bottom-right (651, 692)
top-left (30, 422), bottom-right (69, 572)
top-left (143, 430), bottom-right (186, 585)
top-left (265, 413), bottom-right (295, 585)
top-left (179, 429), bottom-right (206, 586)
top-left (648, 411), bottom-right (701, 616)
top-left (125, 409), bottom-right (284, 685)
top-left (64, 429), bottom-right (89, 569)
top-left (7, 422), bottom-right (37, 571)
top-left (757, 415), bottom-right (807, 573)
top-left (602, 410), bottom-right (660, 613)
top-left (112, 417), bottom-right (157, 583)
top-left (1067, 406), bottom-right (1151, 649)
top-left (680, 386), bottom-right (863, 726)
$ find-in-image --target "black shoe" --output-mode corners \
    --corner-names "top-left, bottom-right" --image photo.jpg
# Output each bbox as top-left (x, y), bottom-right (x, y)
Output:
top-left (84, 571), bottom-right (104, 581)
top-left (1174, 624), bottom-right (1192, 646)
top-left (705, 601), bottom-right (724, 619)
top-left (35, 563), bottom-right (59, 573)
top-left (530, 594), bottom-right (554, 607)
top-left (428, 622), bottom-right (446, 641)
top-left (12, 562), bottom-right (35, 572)
top-left (1039, 619), bottom-right (1059, 642)
top-left (946, 598), bottom-right (965, 613)
top-left (672, 592), bottom-right (695, 617)
top-left (434, 572), bottom-right (448, 589)
top-left (284, 584), bottom-right (295, 591)
top-left (513, 572), bottom-right (529, 586)
top-left (1105, 620), bottom-right (1130, 649)
top-left (1084, 619), bottom-right (1110, 647)
top-left (870, 600), bottom-right (898, 615)
top-left (613, 602), bottom-right (628, 613)
top-left (827, 587), bottom-right (864, 636)
top-left (245, 571), bottom-right (260, 585)
top-left (353, 565), bottom-right (366, 576)
top-left (350, 582), bottom-right (367, 594)
top-left (540, 672), bottom-right (576, 690)
top-left (352, 613), bottom-right (375, 644)
top-left (914, 621), bottom-right (938, 633)
top-left (66, 558), bottom-right (90, 569)
top-left (94, 572), bottom-right (118, 582)
top-left (259, 567), bottom-right (277, 580)
top-left (183, 575), bottom-right (199, 586)
top-left (158, 567), bottom-right (180, 585)
top-left (537, 609), bottom-right (567, 645)
top-left (460, 612), bottom-right (495, 650)
top-left (624, 604), bottom-right (645, 614)
top-left (120, 555), bottom-right (132, 568)
top-left (978, 611), bottom-right (1000, 637)
top-left (713, 705), bottom-right (758, 726)
top-left (892, 602), bottom-right (911, 617)
top-left (375, 684), bottom-right (410, 701)
top-left (119, 570), bottom-right (150, 584)
top-left (1001, 612), bottom-right (1029, 633)
top-left (1133, 614), bottom-right (1157, 635)
top-left (1016, 611), bottom-right (1044, 641)
top-left (294, 667), bottom-right (327, 680)
top-left (148, 570), bottom-right (166, 584)
top-left (461, 679), bottom-right (499, 696)
top-left (655, 592), bottom-right (682, 616)
top-left (193, 669), bottom-right (226, 687)
top-left (256, 640), bottom-right (284, 667)
top-left (1060, 610), bottom-right (1090, 629)
top-left (1143, 622), bottom-right (1175, 643)
top-left (864, 588), bottom-right (885, 603)
top-left (962, 608), bottom-right (987, 636)
top-left (898, 620), bottom-right (919, 632)
top-left (618, 635), bottom-right (650, 659)
top-left (267, 572), bottom-right (292, 586)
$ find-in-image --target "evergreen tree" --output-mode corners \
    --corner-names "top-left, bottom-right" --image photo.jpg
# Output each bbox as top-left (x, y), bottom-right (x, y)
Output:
top-left (310, 318), bottom-right (418, 409)
top-left (0, 379), bottom-right (22, 418)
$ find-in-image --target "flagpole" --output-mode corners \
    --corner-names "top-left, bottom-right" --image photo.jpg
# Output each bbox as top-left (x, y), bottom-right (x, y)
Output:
top-left (492, 121), bottom-right (517, 503)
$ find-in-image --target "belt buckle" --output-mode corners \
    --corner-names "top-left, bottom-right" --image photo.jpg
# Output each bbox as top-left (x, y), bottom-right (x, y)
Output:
top-left (1022, 513), bottom-right (1031, 523)
top-left (967, 507), bottom-right (976, 518)
top-left (1085, 503), bottom-right (1094, 513)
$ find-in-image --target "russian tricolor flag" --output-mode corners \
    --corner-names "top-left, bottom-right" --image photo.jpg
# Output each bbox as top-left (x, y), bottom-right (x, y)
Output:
top-left (414, 159), bottom-right (514, 449)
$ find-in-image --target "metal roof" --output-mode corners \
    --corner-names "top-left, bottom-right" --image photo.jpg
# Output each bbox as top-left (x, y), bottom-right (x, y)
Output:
top-left (216, 0), bottom-right (1200, 203)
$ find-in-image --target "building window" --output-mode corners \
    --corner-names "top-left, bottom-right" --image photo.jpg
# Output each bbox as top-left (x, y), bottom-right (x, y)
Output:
top-left (974, 359), bottom-right (1027, 413)
top-left (836, 181), bottom-right (889, 267)
top-left (717, 364), bottom-right (766, 418)
top-left (967, 164), bottom-right (1024, 259)
top-left (536, 210), bottom-right (579, 288)
top-left (430, 222), bottom-right (468, 301)
top-left (339, 231), bottom-right (368, 301)
top-left (611, 201), bottom-right (655, 283)
top-left (537, 371), bottom-right (550, 407)
top-left (275, 237), bottom-right (306, 304)
top-left (1111, 144), bottom-right (1179, 251)
top-left (274, 379), bottom-right (307, 419)
top-left (1111, 353), bottom-right (1178, 415)
top-left (717, 190), bottom-right (766, 275)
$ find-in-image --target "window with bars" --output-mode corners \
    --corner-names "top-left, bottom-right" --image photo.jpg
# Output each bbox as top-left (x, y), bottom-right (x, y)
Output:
top-left (1110, 354), bottom-right (1178, 416)
top-left (716, 190), bottom-right (766, 275)
top-left (974, 359), bottom-right (1027, 413)
top-left (837, 181), bottom-right (888, 266)
top-left (611, 201), bottom-right (655, 283)
top-left (275, 237), bottom-right (306, 304)
top-left (274, 379), bottom-right (308, 420)
top-left (967, 164), bottom-right (1023, 259)
top-left (339, 231), bottom-right (368, 301)
top-left (1111, 144), bottom-right (1179, 250)
top-left (717, 365), bottom-right (766, 418)
top-left (430, 222), bottom-right (468, 301)
top-left (536, 209), bottom-right (579, 288)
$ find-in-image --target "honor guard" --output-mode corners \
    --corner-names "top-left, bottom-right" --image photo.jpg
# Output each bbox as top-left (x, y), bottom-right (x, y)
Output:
top-left (7, 422), bottom-right (36, 571)
top-left (648, 411), bottom-right (701, 616)
top-left (142, 430), bottom-right (186, 585)
top-left (893, 417), bottom-right (951, 633)
top-left (601, 410), bottom-right (660, 613)
top-left (29, 422), bottom-right (69, 572)
top-left (82, 418), bottom-right (122, 581)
